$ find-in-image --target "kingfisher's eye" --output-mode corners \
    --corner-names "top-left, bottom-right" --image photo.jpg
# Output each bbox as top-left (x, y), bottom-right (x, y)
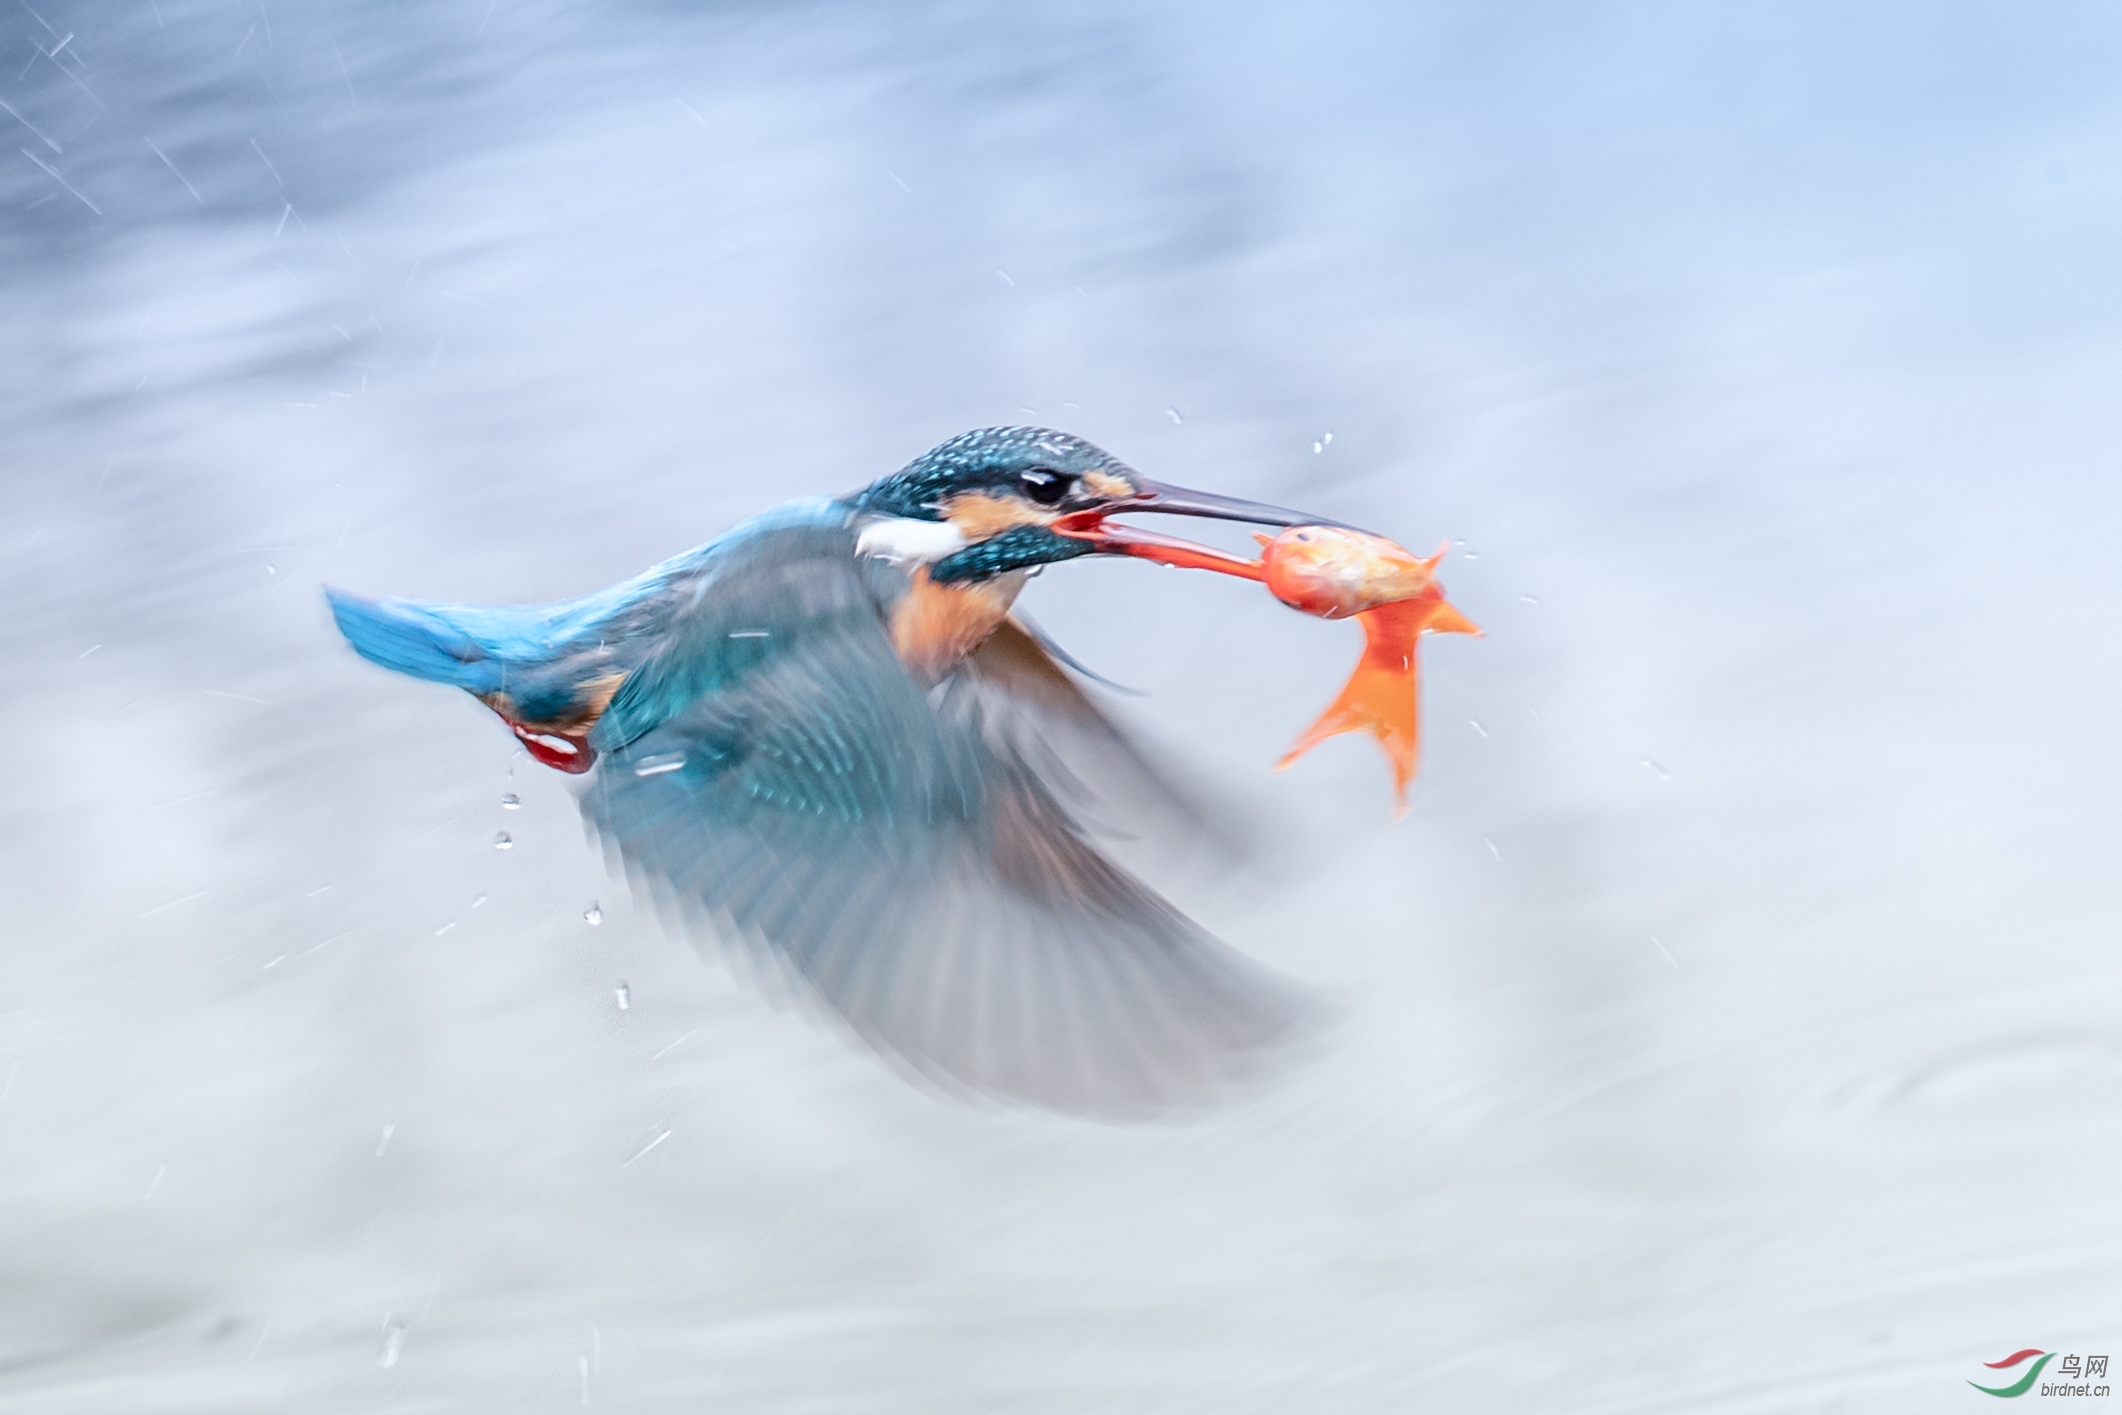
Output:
top-left (1019, 468), bottom-right (1074, 505)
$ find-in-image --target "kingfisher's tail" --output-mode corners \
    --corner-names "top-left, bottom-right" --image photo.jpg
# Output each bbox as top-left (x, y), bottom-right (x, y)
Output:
top-left (324, 587), bottom-right (511, 695)
top-left (324, 584), bottom-right (634, 775)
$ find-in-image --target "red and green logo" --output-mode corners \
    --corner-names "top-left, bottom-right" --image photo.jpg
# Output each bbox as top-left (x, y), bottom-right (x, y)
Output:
top-left (1971, 1350), bottom-right (2053, 1398)
top-left (1970, 1348), bottom-right (2111, 1398)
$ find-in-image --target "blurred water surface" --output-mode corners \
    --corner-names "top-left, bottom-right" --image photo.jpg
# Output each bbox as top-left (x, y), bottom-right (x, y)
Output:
top-left (3, 2), bottom-right (2120, 1410)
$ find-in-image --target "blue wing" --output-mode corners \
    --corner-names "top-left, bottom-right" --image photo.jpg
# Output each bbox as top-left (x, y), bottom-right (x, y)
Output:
top-left (324, 500), bottom-right (839, 729)
top-left (581, 514), bottom-right (1312, 1115)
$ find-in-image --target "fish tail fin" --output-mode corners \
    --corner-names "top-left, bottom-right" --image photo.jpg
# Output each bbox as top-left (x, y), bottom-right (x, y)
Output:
top-left (324, 586), bottom-right (503, 693)
top-left (1275, 601), bottom-right (1424, 819)
top-left (1424, 600), bottom-right (1481, 636)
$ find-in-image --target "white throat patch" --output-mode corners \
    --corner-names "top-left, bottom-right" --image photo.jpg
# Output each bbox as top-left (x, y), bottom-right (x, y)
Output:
top-left (856, 515), bottom-right (968, 565)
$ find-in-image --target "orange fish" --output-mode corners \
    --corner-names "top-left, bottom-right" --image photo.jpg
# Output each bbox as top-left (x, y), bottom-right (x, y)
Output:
top-left (1051, 513), bottom-right (1478, 816)
top-left (1255, 526), bottom-right (1479, 815)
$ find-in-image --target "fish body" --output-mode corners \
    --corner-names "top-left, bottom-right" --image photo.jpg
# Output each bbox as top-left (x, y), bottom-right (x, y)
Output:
top-left (1256, 527), bottom-right (1479, 816)
top-left (1258, 525), bottom-right (1441, 619)
top-left (1054, 515), bottom-right (1480, 814)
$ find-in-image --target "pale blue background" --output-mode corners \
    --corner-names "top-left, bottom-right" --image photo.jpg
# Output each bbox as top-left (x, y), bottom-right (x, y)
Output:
top-left (2, 3), bottom-right (2117, 1410)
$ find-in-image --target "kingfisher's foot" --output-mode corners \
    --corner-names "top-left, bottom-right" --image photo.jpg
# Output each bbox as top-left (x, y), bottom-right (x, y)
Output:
top-left (511, 722), bottom-right (597, 774)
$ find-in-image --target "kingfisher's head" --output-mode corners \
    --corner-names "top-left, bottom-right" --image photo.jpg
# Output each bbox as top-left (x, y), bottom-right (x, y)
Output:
top-left (848, 426), bottom-right (1340, 584)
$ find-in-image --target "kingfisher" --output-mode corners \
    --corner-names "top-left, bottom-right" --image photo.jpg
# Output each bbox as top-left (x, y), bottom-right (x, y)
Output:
top-left (327, 427), bottom-right (1358, 1116)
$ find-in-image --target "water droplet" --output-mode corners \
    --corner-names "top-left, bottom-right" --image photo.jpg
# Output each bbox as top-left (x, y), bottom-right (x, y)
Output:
top-left (614, 981), bottom-right (630, 1010)
top-left (500, 792), bottom-right (520, 810)
top-left (633, 753), bottom-right (685, 777)
top-left (493, 832), bottom-right (513, 850)
top-left (624, 1125), bottom-right (672, 1165)
top-left (583, 902), bottom-right (603, 927)
top-left (1468, 719), bottom-right (1488, 738)
top-left (470, 891), bottom-right (488, 908)
top-left (1640, 759), bottom-right (1672, 780)
top-left (375, 1123), bottom-right (395, 1156)
top-left (1165, 408), bottom-right (1183, 424)
top-left (1312, 440), bottom-right (1324, 454)
top-left (651, 1028), bottom-right (695, 1059)
top-left (434, 921), bottom-right (456, 937)
top-left (379, 1318), bottom-right (407, 1368)
top-left (1521, 594), bottom-right (1540, 603)
top-left (265, 564), bottom-right (277, 576)
top-left (1482, 835), bottom-right (1501, 862)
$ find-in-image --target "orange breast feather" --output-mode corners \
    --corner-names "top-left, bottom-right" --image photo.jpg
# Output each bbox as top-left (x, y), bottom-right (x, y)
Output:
top-left (889, 568), bottom-right (1024, 683)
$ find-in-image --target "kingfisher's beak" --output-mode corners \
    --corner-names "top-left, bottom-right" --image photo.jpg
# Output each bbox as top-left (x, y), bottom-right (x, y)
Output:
top-left (1103, 478), bottom-right (1352, 531)
top-left (1052, 478), bottom-right (1354, 579)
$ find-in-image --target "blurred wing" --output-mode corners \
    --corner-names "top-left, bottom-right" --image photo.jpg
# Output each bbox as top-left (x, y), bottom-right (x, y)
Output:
top-left (582, 556), bottom-right (1311, 1116)
top-left (963, 618), bottom-right (1251, 864)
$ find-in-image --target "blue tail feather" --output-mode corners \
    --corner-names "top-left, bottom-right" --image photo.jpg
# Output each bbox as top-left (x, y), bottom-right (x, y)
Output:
top-left (325, 586), bottom-right (509, 695)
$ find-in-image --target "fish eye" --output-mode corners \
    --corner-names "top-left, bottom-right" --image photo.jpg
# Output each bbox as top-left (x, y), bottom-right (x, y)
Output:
top-left (1019, 468), bottom-right (1075, 505)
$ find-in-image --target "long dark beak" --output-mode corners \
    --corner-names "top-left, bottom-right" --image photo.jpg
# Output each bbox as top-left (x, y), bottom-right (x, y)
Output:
top-left (1050, 478), bottom-right (1357, 579)
top-left (1107, 478), bottom-right (1353, 531)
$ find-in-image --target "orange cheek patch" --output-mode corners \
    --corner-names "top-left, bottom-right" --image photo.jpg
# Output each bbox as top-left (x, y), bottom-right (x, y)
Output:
top-left (943, 492), bottom-right (1053, 540)
top-left (1082, 471), bottom-right (1133, 499)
